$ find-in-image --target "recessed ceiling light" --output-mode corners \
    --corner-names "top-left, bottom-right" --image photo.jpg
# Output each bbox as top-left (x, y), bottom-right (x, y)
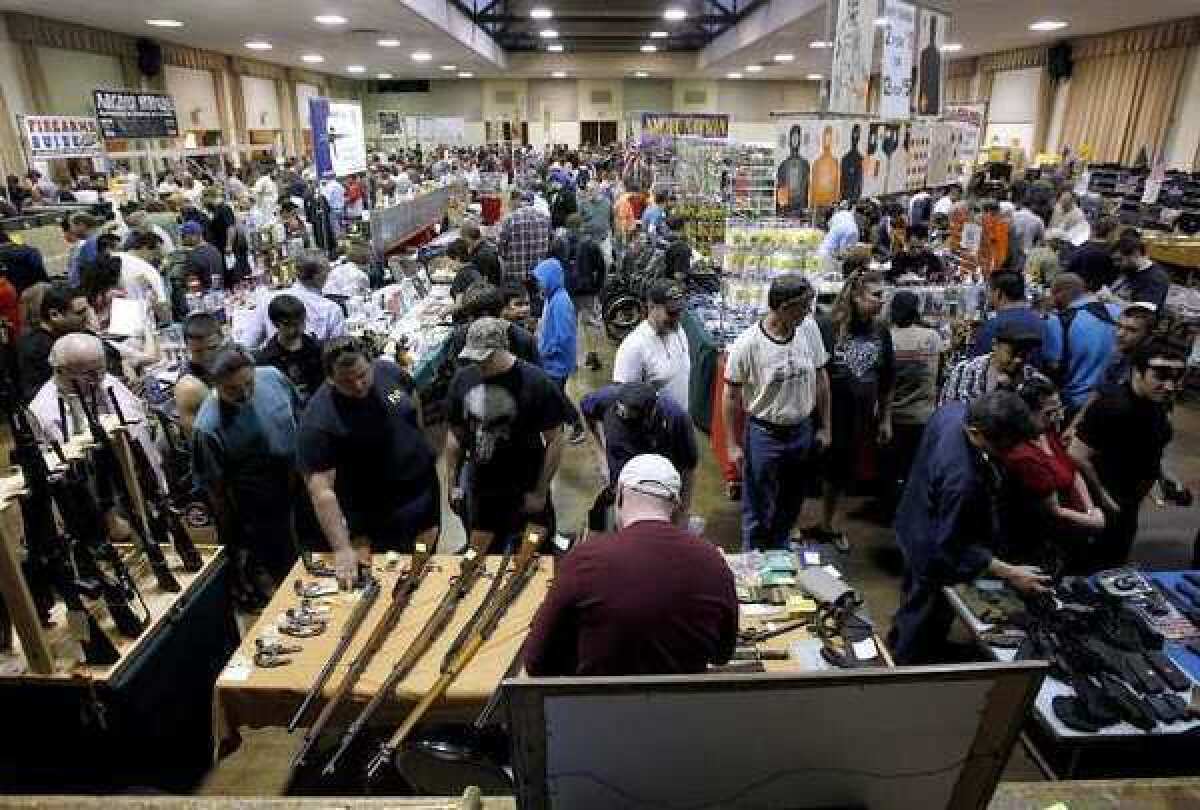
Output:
top-left (146, 19), bottom-right (184, 28)
top-left (745, 64), bottom-right (763, 72)
top-left (774, 53), bottom-right (795, 62)
top-left (552, 71), bottom-right (567, 78)
top-left (874, 16), bottom-right (888, 26)
top-left (641, 44), bottom-right (657, 52)
top-left (727, 72), bottom-right (743, 79)
top-left (634, 70), bottom-right (649, 78)
top-left (458, 71), bottom-right (474, 78)
top-left (806, 73), bottom-right (824, 81)
top-left (941, 43), bottom-right (963, 52)
top-left (377, 38), bottom-right (401, 47)
top-left (411, 51), bottom-right (432, 61)
top-left (650, 31), bottom-right (668, 39)
top-left (1029, 20), bottom-right (1069, 32)
top-left (530, 7), bottom-right (553, 19)
top-left (245, 41), bottom-right (272, 50)
top-left (540, 29), bottom-right (558, 38)
top-left (314, 15), bottom-right (347, 25)
top-left (547, 43), bottom-right (564, 52)
top-left (377, 73), bottom-right (393, 79)
top-left (301, 54), bottom-right (325, 63)
top-left (809, 40), bottom-right (832, 49)
top-left (346, 65), bottom-right (366, 73)
top-left (664, 8), bottom-right (686, 21)
top-left (441, 64), bottom-right (457, 71)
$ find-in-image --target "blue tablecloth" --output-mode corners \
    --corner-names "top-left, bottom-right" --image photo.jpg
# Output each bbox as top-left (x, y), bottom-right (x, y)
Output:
top-left (1148, 571), bottom-right (1200, 682)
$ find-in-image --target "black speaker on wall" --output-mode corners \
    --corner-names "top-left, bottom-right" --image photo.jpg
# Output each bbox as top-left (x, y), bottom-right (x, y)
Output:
top-left (136, 37), bottom-right (163, 78)
top-left (372, 79), bottom-right (430, 93)
top-left (1047, 41), bottom-right (1073, 81)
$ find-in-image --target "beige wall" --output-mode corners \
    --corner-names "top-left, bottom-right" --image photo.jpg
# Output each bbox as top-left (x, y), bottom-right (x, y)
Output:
top-left (673, 80), bottom-right (719, 114)
top-left (1165, 44), bottom-right (1200, 170)
top-left (241, 75), bottom-right (281, 131)
top-left (37, 46), bottom-right (126, 116)
top-left (577, 79), bottom-right (623, 121)
top-left (165, 65), bottom-right (220, 132)
top-left (985, 66), bottom-right (1042, 161)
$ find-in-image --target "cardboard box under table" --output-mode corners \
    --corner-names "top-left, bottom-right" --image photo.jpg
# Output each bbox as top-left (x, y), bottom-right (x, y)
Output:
top-left (216, 554), bottom-right (551, 743)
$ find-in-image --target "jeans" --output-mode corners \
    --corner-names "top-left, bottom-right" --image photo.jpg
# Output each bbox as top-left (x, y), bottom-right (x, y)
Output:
top-left (741, 417), bottom-right (813, 550)
top-left (888, 569), bottom-right (958, 665)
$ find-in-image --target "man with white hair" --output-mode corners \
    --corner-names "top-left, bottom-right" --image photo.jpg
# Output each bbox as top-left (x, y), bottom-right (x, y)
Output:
top-left (29, 332), bottom-right (167, 492)
top-left (523, 454), bottom-right (738, 676)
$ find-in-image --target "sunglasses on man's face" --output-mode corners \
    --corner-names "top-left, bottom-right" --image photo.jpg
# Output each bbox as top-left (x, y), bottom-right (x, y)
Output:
top-left (1146, 364), bottom-right (1186, 383)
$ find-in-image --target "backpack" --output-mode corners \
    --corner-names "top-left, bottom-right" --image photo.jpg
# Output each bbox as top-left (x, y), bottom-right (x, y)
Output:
top-left (1054, 301), bottom-right (1115, 385)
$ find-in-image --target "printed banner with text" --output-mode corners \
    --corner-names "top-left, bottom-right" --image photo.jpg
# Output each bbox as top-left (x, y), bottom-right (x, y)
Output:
top-left (93, 91), bottom-right (179, 139)
top-left (881, 0), bottom-right (916, 119)
top-left (639, 113), bottom-right (729, 147)
top-left (830, 0), bottom-right (878, 114)
top-left (23, 115), bottom-right (102, 159)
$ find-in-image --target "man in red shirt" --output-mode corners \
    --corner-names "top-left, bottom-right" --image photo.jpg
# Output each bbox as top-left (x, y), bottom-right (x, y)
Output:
top-left (523, 454), bottom-right (738, 676)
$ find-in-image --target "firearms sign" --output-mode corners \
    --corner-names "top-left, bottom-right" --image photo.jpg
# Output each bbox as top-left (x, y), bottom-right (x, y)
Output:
top-left (93, 91), bottom-right (179, 139)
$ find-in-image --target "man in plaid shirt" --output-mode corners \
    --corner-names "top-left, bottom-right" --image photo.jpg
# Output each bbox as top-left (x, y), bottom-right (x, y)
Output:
top-left (499, 190), bottom-right (551, 286)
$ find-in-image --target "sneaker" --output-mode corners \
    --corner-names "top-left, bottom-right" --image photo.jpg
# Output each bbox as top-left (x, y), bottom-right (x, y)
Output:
top-left (568, 424), bottom-right (587, 444)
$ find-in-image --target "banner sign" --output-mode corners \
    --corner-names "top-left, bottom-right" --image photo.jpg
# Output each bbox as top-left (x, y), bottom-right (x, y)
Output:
top-left (640, 113), bottom-right (729, 146)
top-left (312, 98), bottom-right (367, 176)
top-left (916, 8), bottom-right (949, 117)
top-left (93, 91), bottom-right (179, 139)
top-left (23, 115), bottom-right (102, 159)
top-left (830, 0), bottom-right (878, 114)
top-left (881, 0), bottom-right (916, 119)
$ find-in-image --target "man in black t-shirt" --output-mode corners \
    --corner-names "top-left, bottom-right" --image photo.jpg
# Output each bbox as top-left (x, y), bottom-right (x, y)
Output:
top-left (255, 293), bottom-right (324, 407)
top-left (299, 337), bottom-right (440, 584)
top-left (202, 187), bottom-right (238, 280)
top-left (447, 317), bottom-right (568, 553)
top-left (445, 282), bottom-right (541, 369)
top-left (1069, 339), bottom-right (1184, 571)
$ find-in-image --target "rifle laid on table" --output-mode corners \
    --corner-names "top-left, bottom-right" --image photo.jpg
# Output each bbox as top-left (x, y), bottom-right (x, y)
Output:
top-left (72, 382), bottom-right (180, 593)
top-left (365, 525), bottom-right (545, 782)
top-left (8, 408), bottom-right (120, 666)
top-left (323, 530), bottom-right (496, 774)
top-left (288, 532), bottom-right (438, 775)
top-left (106, 388), bottom-right (203, 572)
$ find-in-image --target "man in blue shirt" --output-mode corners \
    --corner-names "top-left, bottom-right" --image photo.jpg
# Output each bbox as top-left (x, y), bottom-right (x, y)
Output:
top-left (889, 392), bottom-right (1052, 664)
top-left (640, 190), bottom-right (668, 233)
top-left (1042, 272), bottom-right (1118, 419)
top-left (580, 381), bottom-right (699, 528)
top-left (970, 272), bottom-right (1046, 365)
top-left (818, 207), bottom-right (860, 259)
top-left (192, 347), bottom-right (301, 601)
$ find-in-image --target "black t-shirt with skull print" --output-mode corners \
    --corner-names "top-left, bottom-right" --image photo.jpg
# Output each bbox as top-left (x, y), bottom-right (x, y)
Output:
top-left (448, 358), bottom-right (570, 496)
top-left (298, 359), bottom-right (437, 531)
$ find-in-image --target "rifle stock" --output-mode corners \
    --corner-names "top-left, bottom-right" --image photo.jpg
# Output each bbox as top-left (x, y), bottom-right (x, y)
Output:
top-left (72, 382), bottom-right (180, 592)
top-left (365, 525), bottom-right (545, 781)
top-left (322, 531), bottom-right (495, 774)
top-left (288, 531), bottom-right (437, 774)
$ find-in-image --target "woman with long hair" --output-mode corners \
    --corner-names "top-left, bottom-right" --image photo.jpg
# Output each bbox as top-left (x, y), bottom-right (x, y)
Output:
top-left (807, 260), bottom-right (894, 552)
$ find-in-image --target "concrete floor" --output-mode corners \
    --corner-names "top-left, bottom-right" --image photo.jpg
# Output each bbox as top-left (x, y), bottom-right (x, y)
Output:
top-left (201, 342), bottom-right (1200, 795)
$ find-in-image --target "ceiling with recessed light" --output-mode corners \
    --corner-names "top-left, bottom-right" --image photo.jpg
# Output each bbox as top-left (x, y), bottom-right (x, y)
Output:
top-left (0, 0), bottom-right (1196, 79)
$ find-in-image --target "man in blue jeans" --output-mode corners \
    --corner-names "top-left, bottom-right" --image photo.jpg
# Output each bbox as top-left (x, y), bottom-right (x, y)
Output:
top-left (721, 275), bottom-right (831, 549)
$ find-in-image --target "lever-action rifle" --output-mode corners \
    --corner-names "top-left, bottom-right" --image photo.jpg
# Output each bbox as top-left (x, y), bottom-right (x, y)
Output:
top-left (323, 531), bottom-right (496, 774)
top-left (288, 532), bottom-right (437, 774)
top-left (107, 388), bottom-right (203, 571)
top-left (365, 525), bottom-right (544, 781)
top-left (8, 408), bottom-right (119, 666)
top-left (72, 382), bottom-right (180, 592)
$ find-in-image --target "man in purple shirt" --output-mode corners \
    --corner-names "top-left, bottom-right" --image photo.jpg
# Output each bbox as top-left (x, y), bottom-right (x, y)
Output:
top-left (524, 454), bottom-right (738, 676)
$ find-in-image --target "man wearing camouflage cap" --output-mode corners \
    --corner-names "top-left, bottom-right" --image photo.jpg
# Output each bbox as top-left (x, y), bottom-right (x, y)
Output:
top-left (446, 317), bottom-right (571, 552)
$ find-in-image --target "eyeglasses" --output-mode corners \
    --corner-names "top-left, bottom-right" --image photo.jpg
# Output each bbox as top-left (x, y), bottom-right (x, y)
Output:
top-left (1146, 364), bottom-right (1186, 383)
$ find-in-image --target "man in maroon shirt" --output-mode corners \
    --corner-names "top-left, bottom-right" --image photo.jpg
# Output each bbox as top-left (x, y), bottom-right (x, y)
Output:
top-left (524, 454), bottom-right (738, 676)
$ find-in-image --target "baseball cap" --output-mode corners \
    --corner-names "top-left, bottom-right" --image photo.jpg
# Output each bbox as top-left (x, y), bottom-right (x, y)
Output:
top-left (181, 221), bottom-right (203, 237)
top-left (458, 316), bottom-right (510, 362)
top-left (647, 279), bottom-right (686, 313)
top-left (618, 453), bottom-right (682, 502)
top-left (995, 321), bottom-right (1043, 348)
top-left (615, 382), bottom-right (657, 421)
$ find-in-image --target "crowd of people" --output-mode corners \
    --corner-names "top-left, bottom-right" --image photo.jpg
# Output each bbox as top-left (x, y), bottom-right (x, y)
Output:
top-left (1, 141), bottom-right (1194, 679)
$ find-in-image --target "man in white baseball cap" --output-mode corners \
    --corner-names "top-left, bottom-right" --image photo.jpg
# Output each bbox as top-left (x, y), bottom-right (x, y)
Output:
top-left (524, 454), bottom-right (737, 676)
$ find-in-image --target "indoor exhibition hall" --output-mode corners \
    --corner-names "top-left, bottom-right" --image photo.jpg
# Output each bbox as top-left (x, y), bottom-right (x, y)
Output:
top-left (0, 1), bottom-right (1199, 808)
